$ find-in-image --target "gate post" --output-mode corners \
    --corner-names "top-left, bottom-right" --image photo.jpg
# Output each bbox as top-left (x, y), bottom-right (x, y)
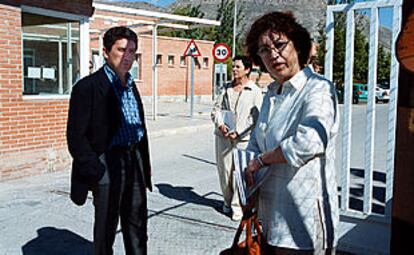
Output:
top-left (391, 0), bottom-right (414, 254)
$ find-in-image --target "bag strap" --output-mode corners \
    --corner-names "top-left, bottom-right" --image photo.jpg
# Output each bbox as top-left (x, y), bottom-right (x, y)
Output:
top-left (222, 88), bottom-right (231, 111)
top-left (246, 217), bottom-right (253, 247)
top-left (253, 214), bottom-right (262, 243)
top-left (231, 218), bottom-right (247, 248)
top-left (231, 212), bottom-right (262, 249)
top-left (230, 196), bottom-right (262, 250)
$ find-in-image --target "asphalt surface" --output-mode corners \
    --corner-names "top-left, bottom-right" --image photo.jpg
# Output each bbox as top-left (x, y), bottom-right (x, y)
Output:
top-left (0, 100), bottom-right (391, 254)
top-left (0, 100), bottom-right (239, 255)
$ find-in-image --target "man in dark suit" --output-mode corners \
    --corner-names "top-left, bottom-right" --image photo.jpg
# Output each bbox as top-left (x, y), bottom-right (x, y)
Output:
top-left (67, 26), bottom-right (152, 255)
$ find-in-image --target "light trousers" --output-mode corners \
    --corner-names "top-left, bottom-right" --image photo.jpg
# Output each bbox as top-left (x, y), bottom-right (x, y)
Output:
top-left (215, 136), bottom-right (247, 215)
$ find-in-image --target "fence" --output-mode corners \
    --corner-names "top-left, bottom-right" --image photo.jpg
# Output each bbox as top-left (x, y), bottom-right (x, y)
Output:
top-left (324, 0), bottom-right (402, 253)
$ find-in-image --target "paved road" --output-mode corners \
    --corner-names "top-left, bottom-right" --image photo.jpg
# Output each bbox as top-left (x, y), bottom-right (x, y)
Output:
top-left (336, 104), bottom-right (390, 214)
top-left (0, 126), bottom-right (242, 255)
top-left (0, 102), bottom-right (392, 254)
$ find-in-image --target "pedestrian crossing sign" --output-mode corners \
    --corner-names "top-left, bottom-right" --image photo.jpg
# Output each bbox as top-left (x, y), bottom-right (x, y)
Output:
top-left (183, 39), bottom-right (202, 57)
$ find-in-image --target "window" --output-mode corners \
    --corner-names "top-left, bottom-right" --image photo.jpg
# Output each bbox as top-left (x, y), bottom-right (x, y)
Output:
top-left (156, 54), bottom-right (162, 65)
top-left (180, 56), bottom-right (187, 66)
top-left (91, 49), bottom-right (100, 73)
top-left (22, 12), bottom-right (80, 95)
top-left (203, 57), bottom-right (209, 68)
top-left (168, 55), bottom-right (175, 66)
top-left (130, 54), bottom-right (142, 80)
top-left (194, 58), bottom-right (201, 69)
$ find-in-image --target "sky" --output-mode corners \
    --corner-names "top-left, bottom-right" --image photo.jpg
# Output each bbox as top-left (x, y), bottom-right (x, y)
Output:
top-left (103, 0), bottom-right (394, 29)
top-left (353, 0), bottom-right (394, 29)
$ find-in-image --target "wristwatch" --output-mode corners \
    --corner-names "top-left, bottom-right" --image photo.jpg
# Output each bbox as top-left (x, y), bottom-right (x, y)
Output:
top-left (256, 154), bottom-right (266, 168)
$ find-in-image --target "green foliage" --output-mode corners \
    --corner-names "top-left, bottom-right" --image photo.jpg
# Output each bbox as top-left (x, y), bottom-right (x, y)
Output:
top-left (316, 12), bottom-right (386, 87)
top-left (161, 1), bottom-right (245, 59)
top-left (159, 5), bottom-right (212, 40)
top-left (353, 24), bottom-right (368, 83)
top-left (215, 0), bottom-right (245, 57)
top-left (377, 45), bottom-right (391, 82)
top-left (161, 1), bottom-right (246, 78)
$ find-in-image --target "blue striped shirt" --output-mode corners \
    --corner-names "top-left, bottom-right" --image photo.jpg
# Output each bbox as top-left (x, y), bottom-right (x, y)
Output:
top-left (104, 64), bottom-right (144, 148)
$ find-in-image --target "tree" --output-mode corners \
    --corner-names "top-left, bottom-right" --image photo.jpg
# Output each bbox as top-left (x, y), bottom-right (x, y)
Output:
top-left (160, 5), bottom-right (212, 40)
top-left (377, 45), bottom-right (391, 83)
top-left (214, 0), bottom-right (245, 76)
top-left (316, 12), bottom-right (369, 87)
top-left (160, 1), bottom-right (246, 77)
top-left (353, 24), bottom-right (368, 83)
top-left (215, 0), bottom-right (245, 56)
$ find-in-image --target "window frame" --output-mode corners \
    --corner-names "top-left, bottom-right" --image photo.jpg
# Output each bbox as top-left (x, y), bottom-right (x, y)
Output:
top-left (180, 56), bottom-right (187, 67)
top-left (168, 54), bottom-right (175, 67)
top-left (202, 57), bottom-right (209, 69)
top-left (156, 54), bottom-right (163, 65)
top-left (130, 53), bottom-right (142, 81)
top-left (21, 5), bottom-right (90, 100)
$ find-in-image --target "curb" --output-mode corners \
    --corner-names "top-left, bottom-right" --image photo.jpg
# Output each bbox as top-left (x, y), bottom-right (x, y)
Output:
top-left (149, 123), bottom-right (212, 139)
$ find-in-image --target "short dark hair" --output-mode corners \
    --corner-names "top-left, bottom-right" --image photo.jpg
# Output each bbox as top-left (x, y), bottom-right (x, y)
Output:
top-left (103, 26), bottom-right (138, 52)
top-left (245, 11), bottom-right (311, 72)
top-left (232, 55), bottom-right (253, 76)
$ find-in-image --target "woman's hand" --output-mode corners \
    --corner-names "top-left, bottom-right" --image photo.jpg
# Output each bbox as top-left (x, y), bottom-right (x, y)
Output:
top-left (246, 148), bottom-right (287, 186)
top-left (219, 125), bottom-right (238, 141)
top-left (246, 158), bottom-right (262, 187)
top-left (218, 125), bottom-right (229, 136)
top-left (226, 132), bottom-right (238, 141)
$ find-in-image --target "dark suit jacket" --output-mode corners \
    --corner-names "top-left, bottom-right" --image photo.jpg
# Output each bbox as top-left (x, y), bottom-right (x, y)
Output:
top-left (67, 67), bottom-right (152, 206)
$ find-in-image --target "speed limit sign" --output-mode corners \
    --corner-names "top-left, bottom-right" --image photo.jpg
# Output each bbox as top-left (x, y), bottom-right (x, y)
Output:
top-left (212, 43), bottom-right (231, 62)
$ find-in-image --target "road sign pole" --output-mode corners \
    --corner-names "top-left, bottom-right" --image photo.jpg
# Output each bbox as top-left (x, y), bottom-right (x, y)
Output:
top-left (183, 39), bottom-right (202, 118)
top-left (190, 56), bottom-right (195, 118)
top-left (220, 63), bottom-right (224, 92)
top-left (213, 43), bottom-right (231, 103)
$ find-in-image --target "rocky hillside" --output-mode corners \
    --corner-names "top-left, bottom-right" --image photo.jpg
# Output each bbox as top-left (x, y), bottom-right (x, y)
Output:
top-left (96, 0), bottom-right (392, 50)
top-left (96, 0), bottom-right (165, 12)
top-left (168, 0), bottom-right (391, 50)
top-left (168, 0), bottom-right (327, 39)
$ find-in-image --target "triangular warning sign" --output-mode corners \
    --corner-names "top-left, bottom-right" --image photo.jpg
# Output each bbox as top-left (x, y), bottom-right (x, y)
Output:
top-left (183, 39), bottom-right (202, 57)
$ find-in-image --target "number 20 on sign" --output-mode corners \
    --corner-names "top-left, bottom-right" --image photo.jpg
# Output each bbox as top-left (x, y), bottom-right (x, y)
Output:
top-left (213, 43), bottom-right (231, 62)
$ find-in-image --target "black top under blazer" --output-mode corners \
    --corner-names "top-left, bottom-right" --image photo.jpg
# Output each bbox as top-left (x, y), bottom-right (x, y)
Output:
top-left (67, 67), bottom-right (152, 206)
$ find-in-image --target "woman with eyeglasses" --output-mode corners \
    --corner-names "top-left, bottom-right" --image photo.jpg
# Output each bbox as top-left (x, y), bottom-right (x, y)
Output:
top-left (245, 12), bottom-right (339, 255)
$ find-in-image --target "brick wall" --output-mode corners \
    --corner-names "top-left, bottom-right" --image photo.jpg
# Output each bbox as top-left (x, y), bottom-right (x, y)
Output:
top-left (0, 4), bottom-right (71, 181)
top-left (136, 35), bottom-right (214, 98)
top-left (90, 10), bottom-right (215, 99)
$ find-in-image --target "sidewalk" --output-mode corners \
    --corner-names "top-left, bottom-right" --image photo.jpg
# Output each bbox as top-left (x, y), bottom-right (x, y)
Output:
top-left (143, 100), bottom-right (214, 138)
top-left (0, 99), bottom-right (241, 255)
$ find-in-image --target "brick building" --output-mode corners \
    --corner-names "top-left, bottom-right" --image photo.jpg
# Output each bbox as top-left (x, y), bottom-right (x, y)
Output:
top-left (0, 1), bottom-right (218, 181)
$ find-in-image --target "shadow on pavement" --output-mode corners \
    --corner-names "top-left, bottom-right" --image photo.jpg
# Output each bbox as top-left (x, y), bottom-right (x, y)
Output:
top-left (22, 227), bottom-right (92, 255)
top-left (337, 168), bottom-right (386, 214)
top-left (155, 183), bottom-right (222, 214)
top-left (182, 154), bottom-right (216, 166)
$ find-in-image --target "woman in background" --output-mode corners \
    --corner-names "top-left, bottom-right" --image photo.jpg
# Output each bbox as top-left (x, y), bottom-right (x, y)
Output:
top-left (211, 55), bottom-right (263, 221)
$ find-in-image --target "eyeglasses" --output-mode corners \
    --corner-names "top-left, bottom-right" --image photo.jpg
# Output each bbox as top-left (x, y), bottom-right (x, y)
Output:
top-left (257, 40), bottom-right (290, 58)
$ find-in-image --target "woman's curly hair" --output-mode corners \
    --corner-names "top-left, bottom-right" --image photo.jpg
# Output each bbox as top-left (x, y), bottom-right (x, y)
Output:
top-left (245, 11), bottom-right (311, 73)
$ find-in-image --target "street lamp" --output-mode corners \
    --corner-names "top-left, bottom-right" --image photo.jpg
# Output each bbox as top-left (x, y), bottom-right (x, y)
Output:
top-left (232, 0), bottom-right (237, 58)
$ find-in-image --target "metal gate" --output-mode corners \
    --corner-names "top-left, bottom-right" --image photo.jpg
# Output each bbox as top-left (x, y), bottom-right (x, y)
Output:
top-left (324, 0), bottom-right (402, 254)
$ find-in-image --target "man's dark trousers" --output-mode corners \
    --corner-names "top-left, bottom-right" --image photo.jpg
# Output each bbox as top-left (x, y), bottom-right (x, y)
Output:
top-left (93, 148), bottom-right (147, 255)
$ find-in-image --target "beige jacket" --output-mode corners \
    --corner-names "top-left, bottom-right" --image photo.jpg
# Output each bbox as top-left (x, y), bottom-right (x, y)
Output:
top-left (211, 80), bottom-right (263, 142)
